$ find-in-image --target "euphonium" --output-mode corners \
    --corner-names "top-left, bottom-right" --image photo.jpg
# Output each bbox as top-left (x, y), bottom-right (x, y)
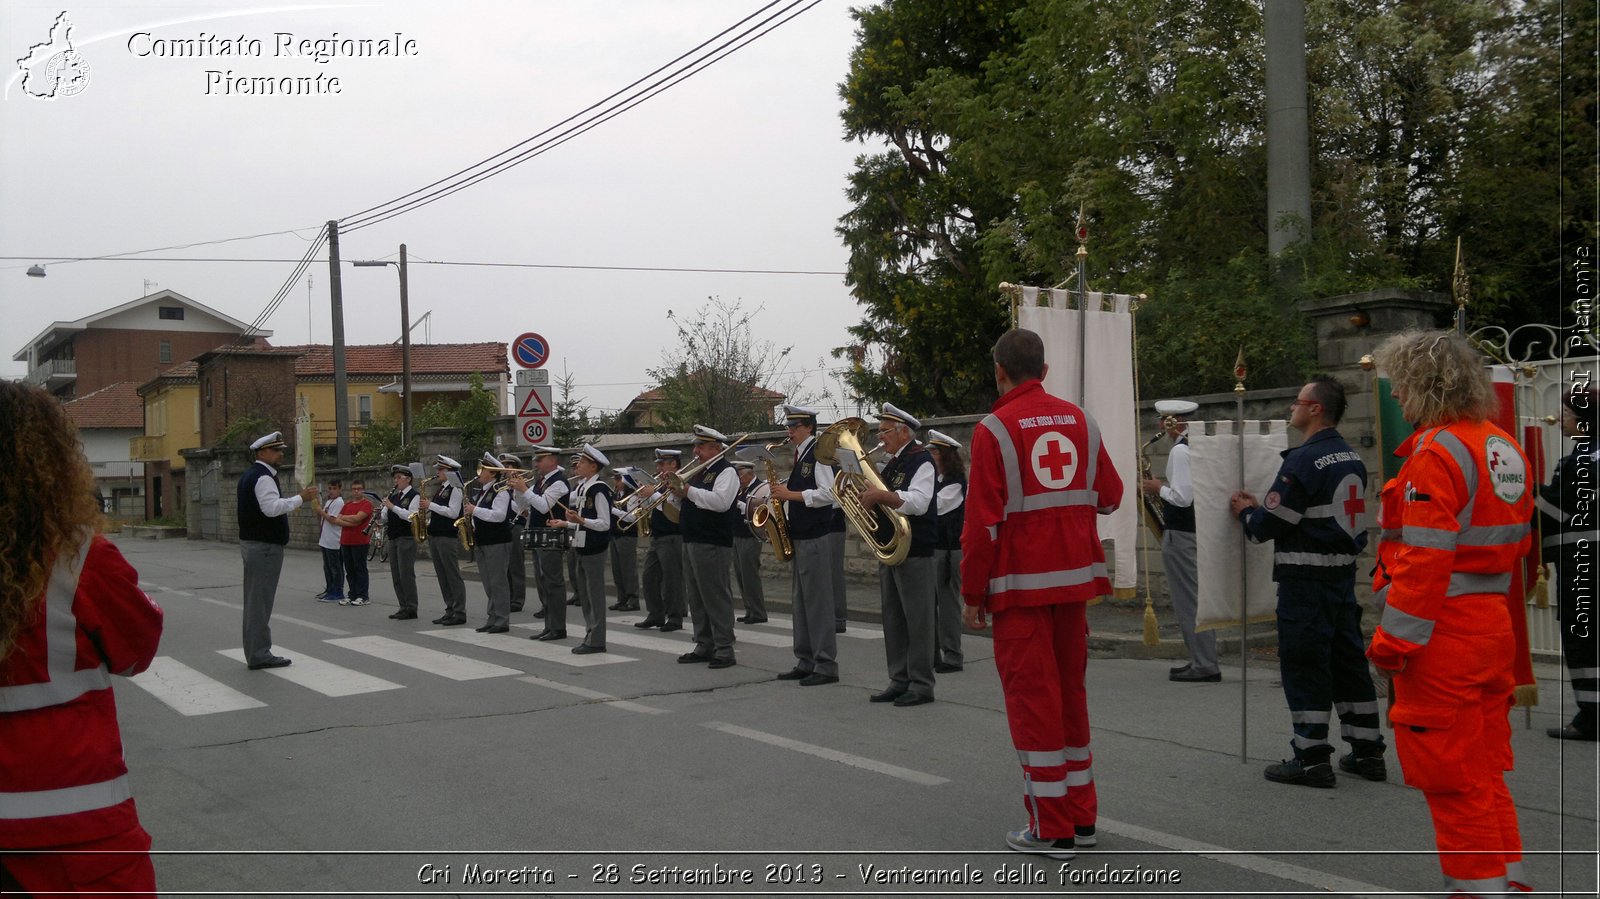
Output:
top-left (411, 476), bottom-right (434, 544)
top-left (748, 443), bottom-right (793, 562)
top-left (814, 418), bottom-right (909, 566)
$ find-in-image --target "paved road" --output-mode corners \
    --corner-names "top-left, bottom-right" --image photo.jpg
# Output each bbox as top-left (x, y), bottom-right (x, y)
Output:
top-left (109, 536), bottom-right (1597, 897)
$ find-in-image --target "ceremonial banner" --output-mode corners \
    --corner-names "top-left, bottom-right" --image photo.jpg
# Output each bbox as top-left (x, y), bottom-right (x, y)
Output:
top-left (1019, 289), bottom-right (1140, 595)
top-left (294, 405), bottom-right (315, 493)
top-left (1188, 419), bottom-right (1287, 631)
top-left (1374, 377), bottom-right (1414, 481)
top-left (1489, 365), bottom-right (1537, 702)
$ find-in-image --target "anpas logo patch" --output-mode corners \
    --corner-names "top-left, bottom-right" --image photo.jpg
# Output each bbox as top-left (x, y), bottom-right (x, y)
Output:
top-left (1484, 435), bottom-right (1527, 503)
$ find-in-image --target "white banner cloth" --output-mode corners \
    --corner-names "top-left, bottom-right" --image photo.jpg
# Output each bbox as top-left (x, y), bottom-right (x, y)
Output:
top-left (1188, 420), bottom-right (1287, 630)
top-left (1018, 291), bottom-right (1139, 594)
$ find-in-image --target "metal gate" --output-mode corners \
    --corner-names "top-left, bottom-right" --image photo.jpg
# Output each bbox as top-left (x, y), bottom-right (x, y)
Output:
top-left (199, 460), bottom-right (222, 540)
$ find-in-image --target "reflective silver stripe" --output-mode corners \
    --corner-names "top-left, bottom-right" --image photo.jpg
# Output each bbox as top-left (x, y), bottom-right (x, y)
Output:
top-left (1427, 429), bottom-right (1478, 528)
top-left (1373, 584), bottom-right (1390, 613)
top-left (1447, 571), bottom-right (1511, 596)
top-left (1445, 875), bottom-right (1508, 894)
top-left (1574, 689), bottom-right (1599, 703)
top-left (1572, 667), bottom-right (1599, 679)
top-left (1545, 531), bottom-right (1594, 548)
top-left (1504, 860), bottom-right (1527, 885)
top-left (1534, 496), bottom-right (1567, 522)
top-left (1065, 767), bottom-right (1092, 787)
top-left (0, 775), bottom-right (131, 820)
top-left (1274, 551), bottom-right (1358, 567)
top-left (1291, 710), bottom-right (1331, 724)
top-left (1380, 604), bottom-right (1435, 645)
top-left (1301, 502), bottom-right (1338, 519)
top-left (1335, 701), bottom-right (1380, 715)
top-left (989, 562), bottom-right (1108, 595)
top-left (1030, 779), bottom-right (1068, 798)
top-left (1457, 522), bottom-right (1529, 546)
top-left (1399, 526), bottom-right (1457, 550)
top-left (1340, 725), bottom-right (1384, 742)
top-left (1064, 744), bottom-right (1091, 762)
top-left (1018, 749), bottom-right (1068, 768)
top-left (980, 414), bottom-right (1025, 517)
top-left (0, 536), bottom-right (109, 713)
top-left (1084, 414), bottom-right (1101, 495)
top-left (1291, 734), bottom-right (1331, 749)
top-left (986, 524), bottom-right (998, 541)
top-left (1380, 528), bottom-right (1402, 543)
top-left (1020, 489), bottom-right (1099, 512)
top-left (1268, 504), bottom-right (1303, 525)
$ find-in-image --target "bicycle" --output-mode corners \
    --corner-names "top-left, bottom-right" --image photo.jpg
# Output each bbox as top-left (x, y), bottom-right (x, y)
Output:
top-left (367, 523), bottom-right (388, 563)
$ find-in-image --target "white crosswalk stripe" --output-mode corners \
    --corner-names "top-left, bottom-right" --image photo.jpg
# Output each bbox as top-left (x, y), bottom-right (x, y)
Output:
top-left (610, 615), bottom-right (795, 648)
top-left (130, 657), bottom-right (266, 716)
top-left (518, 675), bottom-right (668, 714)
top-left (215, 648), bottom-right (403, 696)
top-left (324, 635), bottom-right (522, 680)
top-left (421, 628), bottom-right (637, 667)
top-left (751, 616), bottom-right (883, 640)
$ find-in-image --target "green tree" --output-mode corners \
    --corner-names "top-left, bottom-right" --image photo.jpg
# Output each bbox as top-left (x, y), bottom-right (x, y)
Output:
top-left (352, 418), bottom-right (409, 467)
top-left (551, 366), bottom-right (594, 448)
top-left (412, 371), bottom-right (498, 464)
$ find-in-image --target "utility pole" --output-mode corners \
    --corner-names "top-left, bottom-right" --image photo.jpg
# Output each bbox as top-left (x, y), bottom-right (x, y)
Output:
top-left (1264, 0), bottom-right (1312, 268)
top-left (327, 220), bottom-right (352, 468)
top-left (398, 244), bottom-right (412, 444)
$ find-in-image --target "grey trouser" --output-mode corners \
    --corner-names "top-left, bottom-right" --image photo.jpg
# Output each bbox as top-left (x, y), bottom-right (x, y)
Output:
top-left (574, 551), bottom-right (608, 647)
top-left (790, 535), bottom-right (839, 677)
top-left (429, 538), bottom-right (466, 616)
top-left (533, 546), bottom-right (567, 626)
top-left (1163, 529), bottom-right (1217, 675)
top-left (565, 548), bottom-right (578, 602)
top-left (475, 541), bottom-right (513, 628)
top-left (507, 519), bottom-right (527, 611)
top-left (733, 535), bottom-right (767, 619)
top-left (389, 535), bottom-right (419, 613)
top-left (642, 534), bottom-right (686, 623)
top-left (240, 540), bottom-right (284, 666)
top-left (827, 529), bottom-right (847, 628)
top-left (610, 535), bottom-right (640, 603)
top-left (933, 547), bottom-right (964, 665)
top-left (684, 542), bottom-right (735, 661)
top-left (881, 554), bottom-right (936, 698)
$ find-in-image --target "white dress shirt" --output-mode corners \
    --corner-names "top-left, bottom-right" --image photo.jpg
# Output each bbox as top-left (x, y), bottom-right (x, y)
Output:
top-left (887, 444), bottom-right (935, 516)
top-left (253, 461), bottom-right (303, 517)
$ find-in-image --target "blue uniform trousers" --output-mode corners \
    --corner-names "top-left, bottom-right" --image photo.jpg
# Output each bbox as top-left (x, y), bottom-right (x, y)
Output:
top-left (1275, 575), bottom-right (1385, 762)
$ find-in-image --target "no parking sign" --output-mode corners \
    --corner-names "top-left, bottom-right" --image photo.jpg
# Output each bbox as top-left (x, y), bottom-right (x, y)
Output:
top-left (512, 332), bottom-right (549, 369)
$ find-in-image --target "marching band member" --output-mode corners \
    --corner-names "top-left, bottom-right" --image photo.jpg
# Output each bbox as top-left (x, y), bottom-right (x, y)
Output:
top-left (769, 405), bottom-right (842, 686)
top-left (565, 453), bottom-right (583, 605)
top-left (675, 426), bottom-right (741, 668)
top-left (1144, 400), bottom-right (1220, 683)
top-left (607, 471), bottom-right (642, 612)
top-left (632, 449), bottom-right (687, 632)
top-left (859, 404), bottom-right (939, 706)
top-left (731, 460), bottom-right (769, 624)
top-left (421, 456), bottom-right (467, 625)
top-left (464, 453), bottom-right (514, 634)
top-left (498, 452), bottom-right (530, 613)
top-left (381, 464), bottom-right (422, 620)
top-left (552, 445), bottom-right (613, 654)
top-left (927, 430), bottom-right (966, 672)
top-left (510, 446), bottom-right (569, 638)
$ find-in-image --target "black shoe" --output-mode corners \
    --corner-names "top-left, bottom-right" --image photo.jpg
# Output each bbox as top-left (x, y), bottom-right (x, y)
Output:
top-left (1548, 725), bottom-right (1599, 741)
top-left (1264, 759), bottom-right (1335, 788)
top-left (535, 630), bottom-right (567, 641)
top-left (659, 621), bottom-right (683, 632)
top-left (474, 624), bottom-right (491, 632)
top-left (247, 656), bottom-right (292, 670)
top-left (315, 591), bottom-right (328, 600)
top-left (893, 692), bottom-right (934, 707)
top-left (440, 615), bottom-right (467, 626)
top-left (678, 652), bottom-right (712, 664)
top-left (533, 609), bottom-right (547, 619)
top-left (1169, 663), bottom-right (1192, 676)
top-left (870, 688), bottom-right (906, 703)
top-left (1337, 752), bottom-right (1388, 781)
top-left (739, 615), bottom-right (768, 624)
top-left (509, 605), bottom-right (524, 613)
top-left (608, 601), bottom-right (628, 611)
top-left (776, 668), bottom-right (809, 681)
top-left (835, 623), bottom-right (847, 633)
top-left (634, 618), bottom-right (665, 629)
top-left (799, 673), bottom-right (838, 686)
top-left (934, 662), bottom-right (963, 673)
top-left (431, 614), bottom-right (451, 624)
top-left (389, 610), bottom-right (417, 620)
top-left (708, 657), bottom-right (736, 669)
top-left (572, 644), bottom-right (606, 655)
top-left (1074, 825), bottom-right (1098, 847)
top-left (567, 598), bottom-right (582, 606)
top-left (484, 625), bottom-right (509, 634)
top-left (1170, 669), bottom-right (1221, 683)
top-left (618, 602), bottom-right (640, 611)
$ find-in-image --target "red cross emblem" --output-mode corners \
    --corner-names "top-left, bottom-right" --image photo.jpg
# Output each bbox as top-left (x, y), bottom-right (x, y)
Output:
top-left (1030, 432), bottom-right (1079, 489)
top-left (1342, 481), bottom-right (1366, 531)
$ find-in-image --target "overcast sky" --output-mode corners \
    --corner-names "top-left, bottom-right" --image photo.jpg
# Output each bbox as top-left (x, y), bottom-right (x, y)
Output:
top-left (2, 0), bottom-right (872, 419)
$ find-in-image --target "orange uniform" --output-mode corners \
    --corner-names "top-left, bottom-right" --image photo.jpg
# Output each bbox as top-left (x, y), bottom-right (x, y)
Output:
top-left (1370, 420), bottom-right (1535, 895)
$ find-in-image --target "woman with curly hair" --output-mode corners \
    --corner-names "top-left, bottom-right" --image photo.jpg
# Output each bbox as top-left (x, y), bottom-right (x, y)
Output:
top-left (1369, 330), bottom-right (1535, 896)
top-left (0, 381), bottom-right (163, 897)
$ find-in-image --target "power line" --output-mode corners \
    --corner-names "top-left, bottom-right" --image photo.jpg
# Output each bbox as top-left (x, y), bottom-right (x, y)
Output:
top-left (0, 226), bottom-right (324, 272)
top-left (0, 255), bottom-right (846, 276)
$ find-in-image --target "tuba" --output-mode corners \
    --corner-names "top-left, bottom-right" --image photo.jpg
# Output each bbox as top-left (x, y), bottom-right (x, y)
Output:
top-left (746, 443), bottom-right (794, 562)
top-left (815, 418), bottom-right (909, 566)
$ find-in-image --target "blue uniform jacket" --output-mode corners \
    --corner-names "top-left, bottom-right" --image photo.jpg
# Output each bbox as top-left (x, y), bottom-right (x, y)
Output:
top-left (1238, 428), bottom-right (1369, 582)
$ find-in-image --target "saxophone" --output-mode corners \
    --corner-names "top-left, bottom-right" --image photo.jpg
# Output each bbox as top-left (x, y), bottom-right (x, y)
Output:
top-left (410, 476), bottom-right (433, 544)
top-left (748, 443), bottom-right (794, 562)
top-left (815, 418), bottom-right (909, 566)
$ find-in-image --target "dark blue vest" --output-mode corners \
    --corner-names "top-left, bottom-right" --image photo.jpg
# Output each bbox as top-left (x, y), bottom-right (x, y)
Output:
top-left (681, 459), bottom-right (737, 547)
top-left (237, 462), bottom-right (290, 545)
top-left (471, 482), bottom-right (513, 546)
top-left (426, 483), bottom-right (460, 538)
top-left (574, 479), bottom-right (613, 556)
top-left (786, 441), bottom-right (840, 541)
top-left (936, 472), bottom-right (966, 551)
top-left (881, 445), bottom-right (937, 558)
top-left (385, 487), bottom-right (418, 539)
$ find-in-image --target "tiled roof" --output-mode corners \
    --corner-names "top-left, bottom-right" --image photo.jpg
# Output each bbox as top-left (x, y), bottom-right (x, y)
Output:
top-left (628, 370), bottom-right (785, 407)
top-left (279, 343), bottom-right (509, 377)
top-left (63, 381), bottom-right (143, 429)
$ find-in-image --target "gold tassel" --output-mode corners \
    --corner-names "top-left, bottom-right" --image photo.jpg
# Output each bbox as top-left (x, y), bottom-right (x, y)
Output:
top-left (1513, 683), bottom-right (1539, 708)
top-left (1533, 565), bottom-right (1550, 609)
top-left (1142, 597), bottom-right (1160, 646)
top-left (1113, 586), bottom-right (1137, 600)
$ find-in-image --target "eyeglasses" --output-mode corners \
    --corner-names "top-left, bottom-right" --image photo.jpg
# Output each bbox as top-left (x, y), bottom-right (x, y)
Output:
top-left (1290, 399), bottom-right (1320, 409)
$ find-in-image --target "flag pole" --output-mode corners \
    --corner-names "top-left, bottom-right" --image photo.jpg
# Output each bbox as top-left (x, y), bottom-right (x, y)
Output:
top-left (1075, 204), bottom-right (1090, 402)
top-left (1452, 236), bottom-right (1470, 336)
top-left (1234, 347), bottom-right (1249, 763)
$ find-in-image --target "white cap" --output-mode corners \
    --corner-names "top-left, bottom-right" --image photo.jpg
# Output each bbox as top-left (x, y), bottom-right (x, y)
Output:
top-left (925, 429), bottom-right (962, 449)
top-left (692, 424), bottom-right (729, 444)
top-left (578, 443), bottom-right (609, 467)
top-left (434, 455), bottom-right (461, 470)
top-left (250, 431), bottom-right (287, 451)
top-left (731, 460), bottom-right (755, 471)
top-left (530, 445), bottom-right (561, 457)
top-left (781, 404), bottom-right (818, 421)
top-left (1154, 399), bottom-right (1199, 417)
top-left (497, 452), bottom-right (522, 467)
top-left (389, 464), bottom-right (412, 475)
top-left (654, 448), bottom-right (683, 461)
top-left (479, 452), bottom-right (499, 469)
top-left (878, 403), bottom-right (921, 431)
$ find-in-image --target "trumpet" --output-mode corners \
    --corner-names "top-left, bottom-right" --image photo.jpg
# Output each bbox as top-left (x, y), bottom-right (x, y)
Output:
top-left (633, 434), bottom-right (751, 523)
top-left (815, 418), bottom-right (909, 566)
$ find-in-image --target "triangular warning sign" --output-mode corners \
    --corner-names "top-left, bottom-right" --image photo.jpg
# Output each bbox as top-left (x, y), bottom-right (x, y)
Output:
top-left (518, 387), bottom-right (552, 417)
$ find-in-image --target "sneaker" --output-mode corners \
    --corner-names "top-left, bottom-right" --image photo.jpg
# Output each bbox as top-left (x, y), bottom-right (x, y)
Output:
top-left (1337, 752), bottom-right (1388, 782)
top-left (1074, 825), bottom-right (1097, 847)
top-left (1264, 758), bottom-right (1335, 788)
top-left (1005, 826), bottom-right (1074, 860)
top-left (337, 597), bottom-right (352, 605)
top-left (319, 594), bottom-right (343, 603)
top-left (350, 597), bottom-right (370, 606)
top-left (314, 591), bottom-right (328, 600)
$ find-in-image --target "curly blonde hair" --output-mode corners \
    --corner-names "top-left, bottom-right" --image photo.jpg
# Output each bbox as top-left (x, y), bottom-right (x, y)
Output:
top-left (1373, 330), bottom-right (1498, 426)
top-left (0, 382), bottom-right (104, 661)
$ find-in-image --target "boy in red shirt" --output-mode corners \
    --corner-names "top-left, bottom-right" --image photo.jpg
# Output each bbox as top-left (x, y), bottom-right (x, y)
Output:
top-left (336, 480), bottom-right (374, 606)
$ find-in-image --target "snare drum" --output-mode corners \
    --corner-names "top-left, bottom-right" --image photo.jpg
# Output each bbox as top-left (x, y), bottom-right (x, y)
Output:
top-left (529, 527), bottom-right (572, 550)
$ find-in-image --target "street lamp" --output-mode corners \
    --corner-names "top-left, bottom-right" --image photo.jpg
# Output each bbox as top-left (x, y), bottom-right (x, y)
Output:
top-left (26, 264), bottom-right (45, 277)
top-left (352, 244), bottom-right (412, 445)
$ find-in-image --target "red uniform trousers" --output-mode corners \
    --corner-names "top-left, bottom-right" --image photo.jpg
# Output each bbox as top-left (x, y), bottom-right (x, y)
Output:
top-left (991, 601), bottom-right (1095, 840)
top-left (1, 817), bottom-right (156, 898)
top-left (1389, 595), bottom-right (1524, 892)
